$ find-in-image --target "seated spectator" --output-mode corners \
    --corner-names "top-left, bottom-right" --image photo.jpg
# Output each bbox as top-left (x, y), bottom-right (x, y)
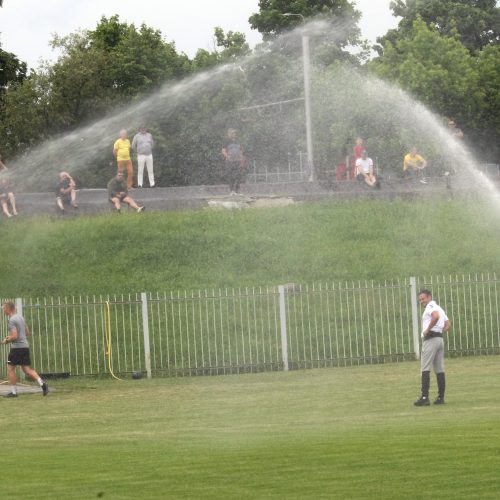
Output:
top-left (0, 177), bottom-right (18, 218)
top-left (56, 171), bottom-right (78, 212)
top-left (447, 120), bottom-right (464, 140)
top-left (107, 171), bottom-right (145, 213)
top-left (403, 147), bottom-right (428, 184)
top-left (355, 150), bottom-right (379, 188)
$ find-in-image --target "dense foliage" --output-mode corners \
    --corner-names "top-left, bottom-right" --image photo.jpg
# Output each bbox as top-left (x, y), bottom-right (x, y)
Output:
top-left (0, 1), bottom-right (499, 188)
top-left (371, 1), bottom-right (500, 162)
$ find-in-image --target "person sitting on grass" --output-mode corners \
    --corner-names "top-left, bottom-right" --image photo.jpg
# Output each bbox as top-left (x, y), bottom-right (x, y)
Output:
top-left (56, 171), bottom-right (78, 212)
top-left (107, 171), bottom-right (145, 213)
top-left (0, 176), bottom-right (18, 218)
top-left (404, 147), bottom-right (428, 184)
top-left (355, 150), bottom-right (379, 188)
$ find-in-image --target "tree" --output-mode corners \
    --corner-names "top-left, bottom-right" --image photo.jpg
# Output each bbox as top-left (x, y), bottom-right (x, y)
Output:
top-left (0, 44), bottom-right (27, 92)
top-left (475, 43), bottom-right (500, 160)
top-left (249, 0), bottom-right (362, 48)
top-left (370, 18), bottom-right (482, 125)
top-left (378, 0), bottom-right (500, 54)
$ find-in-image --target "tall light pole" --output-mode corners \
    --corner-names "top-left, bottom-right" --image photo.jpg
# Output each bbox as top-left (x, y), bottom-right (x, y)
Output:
top-left (284, 13), bottom-right (314, 182)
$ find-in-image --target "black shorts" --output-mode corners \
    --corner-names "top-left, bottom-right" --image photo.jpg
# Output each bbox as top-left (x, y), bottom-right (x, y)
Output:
top-left (8, 348), bottom-right (32, 366)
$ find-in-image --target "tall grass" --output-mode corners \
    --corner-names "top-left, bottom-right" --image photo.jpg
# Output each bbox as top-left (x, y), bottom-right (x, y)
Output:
top-left (1, 197), bottom-right (500, 297)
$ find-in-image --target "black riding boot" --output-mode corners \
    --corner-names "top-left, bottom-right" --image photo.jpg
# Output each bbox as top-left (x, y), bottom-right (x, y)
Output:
top-left (435, 372), bottom-right (446, 404)
top-left (414, 371), bottom-right (431, 406)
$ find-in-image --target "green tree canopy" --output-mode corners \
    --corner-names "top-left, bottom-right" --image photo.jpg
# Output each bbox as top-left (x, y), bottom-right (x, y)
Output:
top-left (249, 0), bottom-right (362, 46)
top-left (370, 18), bottom-right (482, 125)
top-left (378, 0), bottom-right (500, 54)
top-left (0, 43), bottom-right (27, 92)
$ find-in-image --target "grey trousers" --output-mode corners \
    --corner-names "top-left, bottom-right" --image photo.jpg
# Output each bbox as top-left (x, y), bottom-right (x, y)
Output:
top-left (421, 337), bottom-right (445, 373)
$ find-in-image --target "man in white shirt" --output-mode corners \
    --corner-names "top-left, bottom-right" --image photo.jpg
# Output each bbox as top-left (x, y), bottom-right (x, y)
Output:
top-left (355, 150), bottom-right (379, 188)
top-left (132, 125), bottom-right (155, 188)
top-left (414, 289), bottom-right (451, 406)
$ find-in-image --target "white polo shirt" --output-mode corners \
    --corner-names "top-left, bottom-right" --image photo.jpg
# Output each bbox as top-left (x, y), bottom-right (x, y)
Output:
top-left (421, 300), bottom-right (448, 337)
top-left (355, 157), bottom-right (373, 174)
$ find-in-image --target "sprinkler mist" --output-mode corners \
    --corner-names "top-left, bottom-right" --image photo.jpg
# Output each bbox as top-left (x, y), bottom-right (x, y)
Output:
top-left (5, 19), bottom-right (498, 208)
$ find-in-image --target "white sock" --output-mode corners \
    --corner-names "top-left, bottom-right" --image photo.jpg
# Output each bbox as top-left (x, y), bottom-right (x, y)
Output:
top-left (36, 378), bottom-right (43, 386)
top-left (11, 386), bottom-right (17, 395)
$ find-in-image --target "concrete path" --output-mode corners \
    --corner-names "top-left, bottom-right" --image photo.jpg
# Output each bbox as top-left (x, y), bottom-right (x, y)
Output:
top-left (5, 175), bottom-right (488, 218)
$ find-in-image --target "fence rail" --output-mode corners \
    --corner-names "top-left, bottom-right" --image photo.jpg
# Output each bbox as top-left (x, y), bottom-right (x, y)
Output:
top-left (1, 274), bottom-right (499, 379)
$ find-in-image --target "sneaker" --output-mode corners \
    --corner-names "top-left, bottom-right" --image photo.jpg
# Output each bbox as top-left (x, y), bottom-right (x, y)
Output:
top-left (433, 397), bottom-right (445, 405)
top-left (42, 382), bottom-right (49, 396)
top-left (137, 206), bottom-right (145, 213)
top-left (419, 178), bottom-right (428, 184)
top-left (71, 203), bottom-right (78, 208)
top-left (414, 396), bottom-right (430, 406)
top-left (4, 392), bottom-right (18, 398)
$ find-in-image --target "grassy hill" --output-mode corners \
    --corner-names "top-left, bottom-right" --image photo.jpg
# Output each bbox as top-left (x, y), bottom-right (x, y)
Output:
top-left (1, 197), bottom-right (500, 297)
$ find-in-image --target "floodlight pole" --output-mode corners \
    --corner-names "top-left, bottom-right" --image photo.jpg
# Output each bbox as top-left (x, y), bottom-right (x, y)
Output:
top-left (284, 13), bottom-right (315, 182)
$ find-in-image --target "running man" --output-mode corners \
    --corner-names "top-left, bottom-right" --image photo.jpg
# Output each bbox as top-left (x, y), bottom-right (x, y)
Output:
top-left (414, 290), bottom-right (451, 406)
top-left (1, 302), bottom-right (48, 398)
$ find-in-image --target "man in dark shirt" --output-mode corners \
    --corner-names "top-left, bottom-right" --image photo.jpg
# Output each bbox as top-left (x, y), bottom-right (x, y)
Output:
top-left (222, 128), bottom-right (245, 195)
top-left (107, 172), bottom-right (145, 213)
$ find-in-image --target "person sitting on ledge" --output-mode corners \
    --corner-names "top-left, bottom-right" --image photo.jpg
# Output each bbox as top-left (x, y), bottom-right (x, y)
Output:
top-left (355, 150), bottom-right (379, 188)
top-left (107, 171), bottom-right (145, 213)
top-left (56, 171), bottom-right (78, 212)
top-left (0, 177), bottom-right (18, 218)
top-left (404, 147), bottom-right (428, 184)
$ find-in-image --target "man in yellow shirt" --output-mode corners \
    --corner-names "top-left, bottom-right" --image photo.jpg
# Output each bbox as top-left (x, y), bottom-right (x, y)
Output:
top-left (403, 147), bottom-right (428, 184)
top-left (113, 129), bottom-right (134, 189)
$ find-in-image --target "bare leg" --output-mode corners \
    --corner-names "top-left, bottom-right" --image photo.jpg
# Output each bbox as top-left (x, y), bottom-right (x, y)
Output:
top-left (124, 196), bottom-right (139, 210)
top-left (111, 197), bottom-right (121, 211)
top-left (2, 201), bottom-right (12, 217)
top-left (56, 198), bottom-right (65, 211)
top-left (71, 189), bottom-right (78, 207)
top-left (8, 193), bottom-right (18, 215)
top-left (7, 364), bottom-right (17, 386)
top-left (21, 365), bottom-right (42, 383)
top-left (21, 365), bottom-right (47, 395)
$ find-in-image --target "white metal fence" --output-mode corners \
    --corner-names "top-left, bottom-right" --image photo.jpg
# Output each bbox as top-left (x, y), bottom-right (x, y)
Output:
top-left (1, 274), bottom-right (499, 379)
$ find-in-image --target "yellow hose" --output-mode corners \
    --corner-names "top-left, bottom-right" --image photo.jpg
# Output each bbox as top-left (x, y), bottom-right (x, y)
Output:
top-left (104, 301), bottom-right (122, 381)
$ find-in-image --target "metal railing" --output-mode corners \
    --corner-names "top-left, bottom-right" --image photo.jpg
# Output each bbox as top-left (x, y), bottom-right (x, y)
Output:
top-left (1, 274), bottom-right (499, 379)
top-left (246, 153), bottom-right (307, 184)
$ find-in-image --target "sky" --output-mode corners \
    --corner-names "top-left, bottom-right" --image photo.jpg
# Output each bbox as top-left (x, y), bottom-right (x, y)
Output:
top-left (0, 0), bottom-right (399, 69)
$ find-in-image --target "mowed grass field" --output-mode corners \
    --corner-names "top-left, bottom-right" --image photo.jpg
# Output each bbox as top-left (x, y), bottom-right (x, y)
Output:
top-left (1, 357), bottom-right (500, 499)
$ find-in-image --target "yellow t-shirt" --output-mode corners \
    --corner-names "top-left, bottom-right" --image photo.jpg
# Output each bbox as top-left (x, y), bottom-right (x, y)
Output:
top-left (114, 138), bottom-right (131, 161)
top-left (403, 153), bottom-right (425, 171)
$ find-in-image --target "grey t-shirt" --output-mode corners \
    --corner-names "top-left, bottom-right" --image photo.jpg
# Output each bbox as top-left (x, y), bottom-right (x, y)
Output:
top-left (9, 313), bottom-right (29, 348)
top-left (225, 141), bottom-right (242, 162)
top-left (131, 132), bottom-right (154, 156)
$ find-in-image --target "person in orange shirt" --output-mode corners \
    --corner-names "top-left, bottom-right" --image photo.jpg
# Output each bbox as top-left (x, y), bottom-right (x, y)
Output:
top-left (113, 129), bottom-right (134, 189)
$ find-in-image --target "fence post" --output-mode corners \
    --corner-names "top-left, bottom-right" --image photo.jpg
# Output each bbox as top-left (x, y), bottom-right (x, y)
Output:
top-left (410, 277), bottom-right (420, 360)
top-left (15, 297), bottom-right (23, 316)
top-left (141, 292), bottom-right (152, 379)
top-left (278, 285), bottom-right (289, 371)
